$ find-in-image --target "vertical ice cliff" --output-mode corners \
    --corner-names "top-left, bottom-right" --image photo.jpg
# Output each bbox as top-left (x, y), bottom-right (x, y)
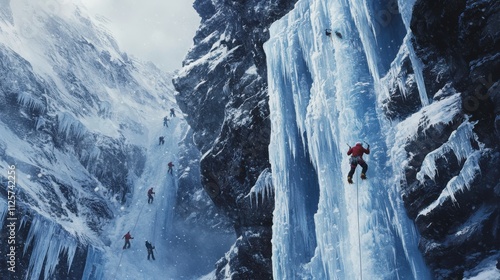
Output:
top-left (265, 0), bottom-right (428, 278)
top-left (266, 0), bottom-right (499, 279)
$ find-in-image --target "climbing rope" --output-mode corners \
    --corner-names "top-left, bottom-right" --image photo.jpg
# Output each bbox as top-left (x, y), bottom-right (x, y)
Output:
top-left (112, 199), bottom-right (148, 280)
top-left (356, 170), bottom-right (363, 280)
top-left (153, 207), bottom-right (158, 244)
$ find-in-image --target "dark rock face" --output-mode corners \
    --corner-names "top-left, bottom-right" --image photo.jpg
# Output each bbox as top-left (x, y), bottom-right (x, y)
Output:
top-left (389, 0), bottom-right (500, 278)
top-left (173, 0), bottom-right (297, 278)
top-left (213, 226), bottom-right (272, 279)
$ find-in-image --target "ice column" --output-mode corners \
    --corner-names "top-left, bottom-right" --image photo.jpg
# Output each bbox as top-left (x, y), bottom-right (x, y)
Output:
top-left (398, 0), bottom-right (430, 106)
top-left (265, 0), bottom-right (430, 279)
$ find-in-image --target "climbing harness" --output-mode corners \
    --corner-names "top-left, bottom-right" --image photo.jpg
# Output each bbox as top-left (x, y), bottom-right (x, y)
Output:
top-left (350, 156), bottom-right (361, 165)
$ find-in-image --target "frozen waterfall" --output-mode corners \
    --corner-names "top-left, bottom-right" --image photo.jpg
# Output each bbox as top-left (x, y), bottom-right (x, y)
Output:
top-left (264, 0), bottom-right (430, 279)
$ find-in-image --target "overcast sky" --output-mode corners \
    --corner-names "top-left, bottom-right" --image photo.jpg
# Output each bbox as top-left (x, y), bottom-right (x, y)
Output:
top-left (81, 0), bottom-right (200, 73)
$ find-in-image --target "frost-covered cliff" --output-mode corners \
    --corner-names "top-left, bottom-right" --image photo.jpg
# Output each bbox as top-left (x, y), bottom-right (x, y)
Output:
top-left (402, 0), bottom-right (500, 278)
top-left (0, 1), bottom-right (177, 279)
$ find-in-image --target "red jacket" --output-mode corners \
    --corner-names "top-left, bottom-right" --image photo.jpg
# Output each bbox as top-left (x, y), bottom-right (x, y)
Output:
top-left (347, 143), bottom-right (370, 158)
top-left (148, 188), bottom-right (155, 195)
top-left (168, 162), bottom-right (174, 167)
top-left (123, 232), bottom-right (133, 240)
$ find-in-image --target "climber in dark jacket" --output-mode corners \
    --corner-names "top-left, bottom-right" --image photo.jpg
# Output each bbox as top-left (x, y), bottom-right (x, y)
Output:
top-left (347, 142), bottom-right (370, 184)
top-left (145, 240), bottom-right (155, 260)
top-left (167, 162), bottom-right (174, 175)
top-left (147, 188), bottom-right (155, 204)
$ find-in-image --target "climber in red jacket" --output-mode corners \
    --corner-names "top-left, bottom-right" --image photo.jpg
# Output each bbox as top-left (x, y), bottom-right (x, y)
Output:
top-left (347, 142), bottom-right (370, 184)
top-left (122, 231), bottom-right (134, 249)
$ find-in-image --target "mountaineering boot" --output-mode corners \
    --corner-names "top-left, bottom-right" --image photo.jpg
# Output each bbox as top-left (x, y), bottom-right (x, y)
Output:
top-left (360, 173), bottom-right (366, 180)
top-left (347, 177), bottom-right (353, 184)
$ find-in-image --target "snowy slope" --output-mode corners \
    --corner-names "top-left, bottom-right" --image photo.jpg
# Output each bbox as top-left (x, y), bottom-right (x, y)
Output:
top-left (104, 117), bottom-right (186, 280)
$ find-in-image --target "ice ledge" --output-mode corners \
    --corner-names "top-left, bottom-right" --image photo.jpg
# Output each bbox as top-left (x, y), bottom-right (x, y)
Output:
top-left (418, 150), bottom-right (483, 217)
top-left (416, 119), bottom-right (483, 184)
top-left (246, 168), bottom-right (273, 208)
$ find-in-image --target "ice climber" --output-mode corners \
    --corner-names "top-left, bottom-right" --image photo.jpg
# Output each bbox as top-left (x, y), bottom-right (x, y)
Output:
top-left (347, 142), bottom-right (370, 184)
top-left (163, 116), bottom-right (169, 127)
top-left (145, 240), bottom-right (155, 260)
top-left (170, 108), bottom-right (176, 118)
top-left (159, 136), bottom-right (165, 145)
top-left (122, 231), bottom-right (134, 249)
top-left (147, 188), bottom-right (155, 204)
top-left (167, 161), bottom-right (174, 175)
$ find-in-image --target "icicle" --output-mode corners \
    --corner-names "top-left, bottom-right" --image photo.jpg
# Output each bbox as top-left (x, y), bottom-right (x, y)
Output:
top-left (406, 35), bottom-right (430, 106)
top-left (398, 0), bottom-right (417, 31)
top-left (418, 150), bottom-right (483, 217)
top-left (397, 0), bottom-right (430, 106)
top-left (82, 246), bottom-right (105, 280)
top-left (35, 116), bottom-right (47, 130)
top-left (57, 112), bottom-right (87, 140)
top-left (17, 91), bottom-right (46, 114)
top-left (22, 215), bottom-right (79, 280)
top-left (246, 168), bottom-right (273, 208)
top-left (417, 120), bottom-right (479, 183)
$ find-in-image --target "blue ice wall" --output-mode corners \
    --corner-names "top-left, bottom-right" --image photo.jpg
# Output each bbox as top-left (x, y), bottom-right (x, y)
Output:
top-left (264, 0), bottom-right (430, 279)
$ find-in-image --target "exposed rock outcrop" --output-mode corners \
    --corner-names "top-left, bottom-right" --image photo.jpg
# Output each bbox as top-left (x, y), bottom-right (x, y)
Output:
top-left (173, 0), bottom-right (297, 278)
top-left (387, 0), bottom-right (500, 278)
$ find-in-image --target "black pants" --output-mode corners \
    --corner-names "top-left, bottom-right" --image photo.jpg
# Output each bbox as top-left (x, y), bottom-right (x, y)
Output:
top-left (347, 160), bottom-right (368, 178)
top-left (123, 240), bottom-right (131, 249)
top-left (147, 249), bottom-right (155, 260)
top-left (148, 195), bottom-right (154, 204)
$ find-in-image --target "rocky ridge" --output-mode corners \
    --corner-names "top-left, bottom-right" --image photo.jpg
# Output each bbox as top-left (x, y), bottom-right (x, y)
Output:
top-left (173, 0), bottom-right (297, 278)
